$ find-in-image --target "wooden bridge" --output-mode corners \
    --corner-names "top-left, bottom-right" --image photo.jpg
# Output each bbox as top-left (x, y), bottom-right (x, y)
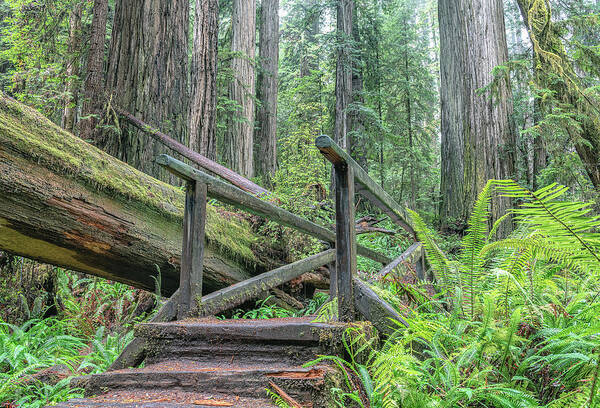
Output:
top-left (45, 135), bottom-right (424, 407)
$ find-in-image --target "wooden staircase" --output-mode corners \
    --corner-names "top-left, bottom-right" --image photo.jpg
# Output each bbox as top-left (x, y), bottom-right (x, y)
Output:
top-left (54, 317), bottom-right (363, 408)
top-left (49, 136), bottom-right (423, 407)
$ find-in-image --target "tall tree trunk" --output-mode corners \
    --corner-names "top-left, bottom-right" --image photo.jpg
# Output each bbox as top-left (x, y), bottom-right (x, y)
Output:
top-left (334, 0), bottom-right (353, 152)
top-left (438, 0), bottom-right (516, 237)
top-left (103, 0), bottom-right (189, 180)
top-left (226, 0), bottom-right (256, 178)
top-left (80, 0), bottom-right (108, 142)
top-left (300, 0), bottom-right (320, 78)
top-left (189, 0), bottom-right (219, 161)
top-left (61, 1), bottom-right (83, 134)
top-left (405, 60), bottom-right (415, 209)
top-left (256, 0), bottom-right (279, 185)
top-left (402, 12), bottom-right (416, 209)
top-left (349, 4), bottom-right (367, 171)
top-left (516, 0), bottom-right (599, 188)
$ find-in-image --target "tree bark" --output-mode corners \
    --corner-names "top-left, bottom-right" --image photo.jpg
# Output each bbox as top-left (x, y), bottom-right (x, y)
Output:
top-left (61, 1), bottom-right (83, 134)
top-left (189, 0), bottom-right (219, 161)
top-left (300, 0), bottom-right (320, 79)
top-left (256, 0), bottom-right (279, 185)
top-left (349, 4), bottom-right (367, 171)
top-left (438, 0), bottom-right (516, 237)
top-left (516, 0), bottom-right (600, 189)
top-left (226, 0), bottom-right (256, 178)
top-left (103, 0), bottom-right (189, 180)
top-left (0, 95), bottom-right (265, 296)
top-left (334, 0), bottom-right (353, 152)
top-left (80, 0), bottom-right (108, 142)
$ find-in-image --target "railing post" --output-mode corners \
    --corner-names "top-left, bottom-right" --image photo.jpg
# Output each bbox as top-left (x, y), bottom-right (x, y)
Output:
top-left (334, 162), bottom-right (356, 322)
top-left (178, 180), bottom-right (207, 319)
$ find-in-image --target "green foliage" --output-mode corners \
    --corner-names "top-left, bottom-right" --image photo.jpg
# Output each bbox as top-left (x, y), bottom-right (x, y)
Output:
top-left (228, 292), bottom-right (330, 320)
top-left (0, 315), bottom-right (132, 407)
top-left (315, 179), bottom-right (600, 408)
top-left (0, 0), bottom-right (86, 117)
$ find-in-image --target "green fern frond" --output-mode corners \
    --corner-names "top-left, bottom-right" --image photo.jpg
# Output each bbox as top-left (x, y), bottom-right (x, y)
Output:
top-left (460, 181), bottom-right (494, 319)
top-left (493, 180), bottom-right (600, 277)
top-left (407, 209), bottom-right (453, 288)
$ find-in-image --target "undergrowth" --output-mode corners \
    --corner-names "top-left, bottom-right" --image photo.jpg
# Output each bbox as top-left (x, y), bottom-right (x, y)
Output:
top-left (311, 180), bottom-right (600, 408)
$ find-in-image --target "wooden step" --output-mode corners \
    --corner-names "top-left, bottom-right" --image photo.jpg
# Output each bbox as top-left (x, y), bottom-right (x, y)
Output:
top-left (71, 359), bottom-right (334, 405)
top-left (52, 390), bottom-right (277, 407)
top-left (137, 317), bottom-right (349, 367)
top-left (136, 317), bottom-right (348, 343)
top-left (53, 318), bottom-right (371, 408)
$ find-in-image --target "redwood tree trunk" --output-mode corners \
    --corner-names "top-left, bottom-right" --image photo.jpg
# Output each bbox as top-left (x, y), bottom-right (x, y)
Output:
top-left (61, 1), bottom-right (83, 134)
top-left (334, 0), bottom-right (353, 152)
top-left (80, 0), bottom-right (108, 142)
top-left (256, 0), bottom-right (279, 185)
top-left (189, 0), bottom-right (219, 161)
top-left (103, 0), bottom-right (189, 180)
top-left (226, 0), bottom-right (256, 178)
top-left (438, 0), bottom-right (516, 237)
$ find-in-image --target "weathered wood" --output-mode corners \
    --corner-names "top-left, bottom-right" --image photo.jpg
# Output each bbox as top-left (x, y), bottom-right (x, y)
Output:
top-left (178, 181), bottom-right (207, 318)
top-left (353, 278), bottom-right (409, 337)
top-left (371, 242), bottom-right (423, 282)
top-left (335, 162), bottom-right (356, 322)
top-left (156, 155), bottom-right (391, 265)
top-left (116, 107), bottom-right (270, 196)
top-left (199, 250), bottom-right (335, 316)
top-left (315, 135), bottom-right (416, 239)
top-left (179, 184), bottom-right (193, 317)
top-left (108, 290), bottom-right (180, 370)
top-left (0, 95), bottom-right (265, 296)
top-left (191, 182), bottom-right (207, 313)
top-left (328, 261), bottom-right (337, 299)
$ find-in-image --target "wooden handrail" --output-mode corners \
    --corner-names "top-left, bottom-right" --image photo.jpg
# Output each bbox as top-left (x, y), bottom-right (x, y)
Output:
top-left (315, 135), bottom-right (416, 240)
top-left (156, 154), bottom-right (391, 265)
top-left (371, 242), bottom-right (423, 282)
top-left (199, 249), bottom-right (336, 316)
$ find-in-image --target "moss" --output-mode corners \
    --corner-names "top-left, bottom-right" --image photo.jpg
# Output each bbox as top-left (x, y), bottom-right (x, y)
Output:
top-left (0, 94), bottom-right (258, 267)
top-left (204, 206), bottom-right (257, 265)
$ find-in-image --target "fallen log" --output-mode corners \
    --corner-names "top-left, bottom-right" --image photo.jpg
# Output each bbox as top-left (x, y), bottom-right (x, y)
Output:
top-left (0, 94), bottom-right (266, 295)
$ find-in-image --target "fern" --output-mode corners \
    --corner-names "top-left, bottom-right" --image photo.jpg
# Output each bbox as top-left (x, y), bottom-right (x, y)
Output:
top-left (460, 181), bottom-right (494, 319)
top-left (407, 209), bottom-right (454, 290)
top-left (493, 180), bottom-right (600, 277)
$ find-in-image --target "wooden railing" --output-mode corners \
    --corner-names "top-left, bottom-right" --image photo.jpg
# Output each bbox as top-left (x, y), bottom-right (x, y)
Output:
top-left (110, 137), bottom-right (425, 370)
top-left (154, 136), bottom-right (424, 322)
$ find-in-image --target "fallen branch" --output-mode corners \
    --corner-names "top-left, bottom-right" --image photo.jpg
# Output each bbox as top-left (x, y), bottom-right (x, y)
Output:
top-left (268, 381), bottom-right (302, 408)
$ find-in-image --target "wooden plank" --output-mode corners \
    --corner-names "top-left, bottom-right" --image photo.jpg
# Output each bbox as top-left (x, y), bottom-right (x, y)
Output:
top-left (370, 242), bottom-right (423, 282)
top-left (179, 181), bottom-right (207, 319)
top-left (178, 182), bottom-right (194, 319)
top-left (190, 182), bottom-right (207, 314)
top-left (115, 106), bottom-right (270, 196)
top-left (353, 278), bottom-right (409, 337)
top-left (199, 249), bottom-right (336, 316)
top-left (335, 163), bottom-right (356, 322)
top-left (108, 290), bottom-right (180, 370)
top-left (156, 154), bottom-right (390, 265)
top-left (315, 135), bottom-right (416, 239)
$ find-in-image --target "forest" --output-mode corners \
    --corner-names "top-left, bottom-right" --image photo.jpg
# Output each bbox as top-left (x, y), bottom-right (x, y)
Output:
top-left (0, 0), bottom-right (599, 407)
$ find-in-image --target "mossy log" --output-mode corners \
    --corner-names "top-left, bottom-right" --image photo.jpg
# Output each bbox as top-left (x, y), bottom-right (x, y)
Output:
top-left (0, 94), bottom-right (265, 296)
